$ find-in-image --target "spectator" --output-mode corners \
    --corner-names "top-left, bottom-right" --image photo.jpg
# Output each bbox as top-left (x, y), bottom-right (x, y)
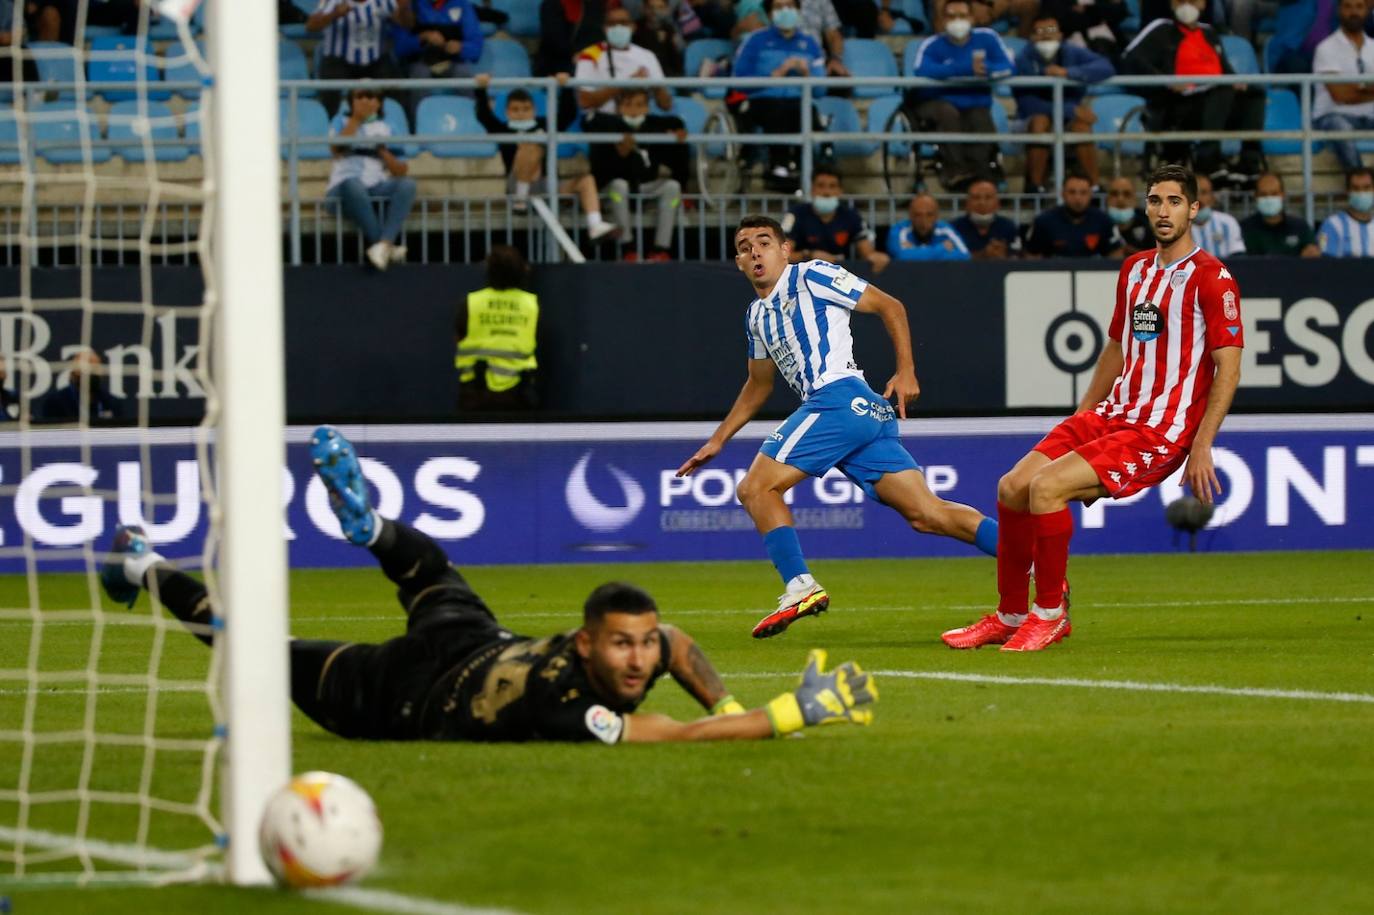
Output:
top-left (1122, 0), bottom-right (1266, 186)
top-left (836, 0), bottom-right (879, 38)
top-left (1240, 172), bottom-right (1320, 257)
top-left (309, 0), bottom-right (413, 117)
top-left (27, 0), bottom-right (137, 44)
top-left (935, 0), bottom-right (1039, 36)
top-left (781, 167), bottom-right (891, 273)
top-left (1318, 167), bottom-right (1374, 256)
top-left (40, 349), bottom-right (122, 423)
top-left (731, 0), bottom-right (771, 38)
top-left (538, 0), bottom-right (605, 76)
top-left (1192, 172), bottom-right (1246, 257)
top-left (1013, 15), bottom-right (1112, 192)
top-left (675, 0), bottom-right (737, 40)
top-left (633, 0), bottom-right (685, 76)
top-left (1313, 0), bottom-right (1374, 172)
top-left (887, 194), bottom-right (972, 261)
top-left (1106, 175), bottom-right (1153, 256)
top-left (575, 5), bottom-right (673, 116)
top-left (1037, 0), bottom-right (1130, 63)
top-left (910, 0), bottom-right (1015, 190)
top-left (586, 87), bottom-right (686, 261)
top-left (391, 0), bottom-right (483, 107)
top-left (798, 0), bottom-right (849, 78)
top-left (456, 246), bottom-right (539, 411)
top-left (327, 87), bottom-right (418, 271)
top-left (952, 177), bottom-right (1021, 258)
top-left (874, 0), bottom-right (925, 35)
top-left (1024, 171), bottom-right (1118, 257)
top-left (473, 73), bottom-right (619, 238)
top-left (1, 0), bottom-right (39, 90)
top-left (730, 0), bottom-right (829, 190)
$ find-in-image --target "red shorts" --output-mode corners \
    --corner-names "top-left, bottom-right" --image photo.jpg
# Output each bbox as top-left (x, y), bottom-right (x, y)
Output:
top-left (1033, 411), bottom-right (1187, 499)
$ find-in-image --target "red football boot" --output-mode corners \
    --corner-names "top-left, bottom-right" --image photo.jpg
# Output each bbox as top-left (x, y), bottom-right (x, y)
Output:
top-left (752, 581), bottom-right (829, 639)
top-left (1000, 610), bottom-right (1071, 652)
top-left (941, 614), bottom-right (1020, 649)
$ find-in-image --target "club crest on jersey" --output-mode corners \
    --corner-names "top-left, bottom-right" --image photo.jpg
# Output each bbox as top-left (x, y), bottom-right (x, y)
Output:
top-left (1222, 289), bottom-right (1238, 320)
top-left (1170, 272), bottom-right (1187, 288)
top-left (781, 296), bottom-right (798, 316)
top-left (1132, 299), bottom-right (1162, 342)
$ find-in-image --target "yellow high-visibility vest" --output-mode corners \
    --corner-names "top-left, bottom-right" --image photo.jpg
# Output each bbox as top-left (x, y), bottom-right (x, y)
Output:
top-left (456, 287), bottom-right (539, 393)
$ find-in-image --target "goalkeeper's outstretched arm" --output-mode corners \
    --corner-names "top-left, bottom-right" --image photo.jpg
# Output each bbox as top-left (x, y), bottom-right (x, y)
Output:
top-left (622, 650), bottom-right (877, 743)
top-left (659, 624), bottom-right (743, 714)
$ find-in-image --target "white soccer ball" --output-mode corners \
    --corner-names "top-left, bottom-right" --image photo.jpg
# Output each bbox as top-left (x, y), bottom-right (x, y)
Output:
top-left (259, 771), bottom-right (383, 888)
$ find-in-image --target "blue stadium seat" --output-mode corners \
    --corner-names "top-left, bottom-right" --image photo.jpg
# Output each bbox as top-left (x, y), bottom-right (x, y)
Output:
top-left (1262, 88), bottom-right (1303, 155)
top-left (88, 35), bottom-right (168, 102)
top-left (683, 38), bottom-right (734, 99)
top-left (279, 39), bottom-right (313, 96)
top-left (556, 116), bottom-right (589, 160)
top-left (489, 0), bottom-right (541, 37)
top-left (815, 96), bottom-right (874, 157)
top-left (0, 111), bottom-right (19, 165)
top-left (1220, 34), bottom-right (1260, 75)
top-left (107, 99), bottom-right (189, 162)
top-left (277, 98), bottom-right (332, 160)
top-left (988, 98), bottom-right (1016, 157)
top-left (898, 0), bottom-right (930, 33)
top-left (162, 40), bottom-right (204, 101)
top-left (1089, 93), bottom-right (1147, 155)
top-left (415, 96), bottom-right (499, 158)
top-left (477, 38), bottom-right (532, 78)
top-left (30, 41), bottom-right (80, 101)
top-left (671, 96), bottom-right (708, 136)
top-left (842, 38), bottom-right (897, 97)
top-left (866, 93), bottom-right (934, 157)
top-left (1121, 0), bottom-right (1141, 32)
top-left (31, 101), bottom-right (112, 164)
top-left (994, 36), bottom-right (1024, 96)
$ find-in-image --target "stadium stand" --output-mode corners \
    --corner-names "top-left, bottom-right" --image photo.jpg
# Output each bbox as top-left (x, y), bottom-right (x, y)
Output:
top-left (842, 38), bottom-right (898, 98)
top-left (88, 35), bottom-right (168, 103)
top-left (107, 100), bottom-right (191, 163)
top-left (416, 96), bottom-right (499, 158)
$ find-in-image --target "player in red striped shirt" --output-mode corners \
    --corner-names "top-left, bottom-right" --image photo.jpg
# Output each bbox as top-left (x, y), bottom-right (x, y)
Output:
top-left (942, 164), bottom-right (1244, 652)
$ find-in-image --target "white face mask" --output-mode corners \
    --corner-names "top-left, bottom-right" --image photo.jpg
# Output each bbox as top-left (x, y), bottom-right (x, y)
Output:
top-left (507, 118), bottom-right (537, 131)
top-left (945, 17), bottom-right (972, 41)
top-left (1173, 2), bottom-right (1200, 25)
top-left (1035, 40), bottom-right (1060, 61)
top-left (606, 24), bottom-right (633, 48)
top-left (621, 113), bottom-right (646, 128)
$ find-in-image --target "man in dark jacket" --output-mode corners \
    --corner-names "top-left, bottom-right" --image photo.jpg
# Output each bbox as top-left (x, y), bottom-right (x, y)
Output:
top-left (1014, 15), bottom-right (1114, 191)
top-left (1122, 0), bottom-right (1265, 185)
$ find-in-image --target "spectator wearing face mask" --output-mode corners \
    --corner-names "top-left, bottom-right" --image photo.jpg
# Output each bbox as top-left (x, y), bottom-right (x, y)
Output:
top-left (1240, 172), bottom-right (1320, 257)
top-left (782, 167), bottom-right (890, 274)
top-left (1105, 175), bottom-right (1153, 257)
top-left (951, 178), bottom-right (1021, 258)
top-left (909, 0), bottom-right (1015, 190)
top-left (1036, 0), bottom-right (1130, 63)
top-left (1317, 167), bottom-right (1374, 257)
top-left (575, 4), bottom-right (674, 116)
top-left (887, 194), bottom-right (972, 261)
top-left (1013, 15), bottom-right (1113, 193)
top-left (1191, 173), bottom-right (1246, 258)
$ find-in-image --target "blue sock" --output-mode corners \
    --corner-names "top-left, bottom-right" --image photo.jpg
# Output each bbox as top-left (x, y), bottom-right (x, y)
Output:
top-left (974, 517), bottom-right (998, 557)
top-left (762, 526), bottom-right (809, 584)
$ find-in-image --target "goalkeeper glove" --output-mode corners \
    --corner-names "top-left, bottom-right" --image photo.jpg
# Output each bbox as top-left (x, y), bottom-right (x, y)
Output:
top-left (765, 649), bottom-right (877, 736)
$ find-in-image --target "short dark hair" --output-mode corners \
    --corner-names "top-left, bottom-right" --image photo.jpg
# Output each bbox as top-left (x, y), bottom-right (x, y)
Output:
top-left (584, 582), bottom-right (658, 625)
top-left (485, 245), bottom-right (528, 290)
top-left (736, 214), bottom-right (787, 246)
top-left (1347, 166), bottom-right (1374, 189)
top-left (506, 88), bottom-right (533, 108)
top-left (1063, 168), bottom-right (1091, 188)
top-left (811, 165), bottom-right (842, 184)
top-left (618, 86), bottom-right (649, 103)
top-left (1147, 163), bottom-right (1198, 202)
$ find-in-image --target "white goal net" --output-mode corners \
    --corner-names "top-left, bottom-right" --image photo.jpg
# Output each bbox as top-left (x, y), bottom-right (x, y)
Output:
top-left (0, 0), bottom-right (289, 887)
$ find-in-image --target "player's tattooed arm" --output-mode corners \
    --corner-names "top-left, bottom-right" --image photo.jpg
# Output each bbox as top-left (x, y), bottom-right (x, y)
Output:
top-left (659, 624), bottom-right (730, 711)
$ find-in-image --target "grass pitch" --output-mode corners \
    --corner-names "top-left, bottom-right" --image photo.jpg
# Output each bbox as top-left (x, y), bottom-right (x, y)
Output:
top-left (3, 550), bottom-right (1373, 914)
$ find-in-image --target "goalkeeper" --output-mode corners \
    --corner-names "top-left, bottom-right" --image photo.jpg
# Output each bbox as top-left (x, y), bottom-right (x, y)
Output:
top-left (100, 426), bottom-right (875, 744)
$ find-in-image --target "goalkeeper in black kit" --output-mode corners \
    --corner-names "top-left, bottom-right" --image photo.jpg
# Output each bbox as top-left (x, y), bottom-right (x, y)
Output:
top-left (100, 426), bottom-right (877, 744)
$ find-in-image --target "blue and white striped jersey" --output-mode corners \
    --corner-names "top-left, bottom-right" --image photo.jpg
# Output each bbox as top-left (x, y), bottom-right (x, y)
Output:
top-left (317, 0), bottom-right (399, 65)
top-left (1193, 210), bottom-right (1246, 258)
top-left (745, 260), bottom-right (870, 400)
top-left (1317, 210), bottom-right (1374, 257)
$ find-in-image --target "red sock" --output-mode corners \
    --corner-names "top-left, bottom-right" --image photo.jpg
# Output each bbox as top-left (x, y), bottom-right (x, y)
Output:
top-left (996, 501), bottom-right (1034, 615)
top-left (1032, 509), bottom-right (1073, 610)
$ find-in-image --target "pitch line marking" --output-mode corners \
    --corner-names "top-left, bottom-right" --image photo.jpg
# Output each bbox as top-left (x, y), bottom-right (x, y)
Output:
top-left (724, 670), bottom-right (1374, 705)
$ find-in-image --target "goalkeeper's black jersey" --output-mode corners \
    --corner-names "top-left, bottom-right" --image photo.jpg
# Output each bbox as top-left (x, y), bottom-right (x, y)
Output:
top-left (418, 628), bottom-right (672, 743)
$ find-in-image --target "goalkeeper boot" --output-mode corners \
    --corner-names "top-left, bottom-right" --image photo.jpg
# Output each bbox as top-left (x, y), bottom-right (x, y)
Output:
top-left (310, 425), bottom-right (378, 546)
top-left (101, 524), bottom-right (150, 609)
top-left (752, 578), bottom-right (828, 639)
top-left (941, 614), bottom-right (1019, 649)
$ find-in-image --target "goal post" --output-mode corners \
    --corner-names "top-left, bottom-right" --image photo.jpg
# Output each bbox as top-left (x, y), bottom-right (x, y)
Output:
top-left (204, 0), bottom-right (292, 886)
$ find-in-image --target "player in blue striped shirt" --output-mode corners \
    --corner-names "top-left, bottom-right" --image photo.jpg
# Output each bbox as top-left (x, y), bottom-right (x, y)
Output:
top-left (678, 215), bottom-right (997, 639)
top-left (1318, 168), bottom-right (1374, 258)
top-left (309, 0), bottom-right (413, 115)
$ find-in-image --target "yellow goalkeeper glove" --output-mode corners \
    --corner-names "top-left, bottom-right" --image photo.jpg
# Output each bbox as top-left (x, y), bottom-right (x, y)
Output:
top-left (765, 648), bottom-right (878, 736)
top-left (711, 695), bottom-right (747, 716)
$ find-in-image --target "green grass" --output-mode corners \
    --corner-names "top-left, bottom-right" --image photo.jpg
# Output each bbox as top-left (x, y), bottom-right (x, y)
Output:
top-left (3, 551), bottom-right (1374, 914)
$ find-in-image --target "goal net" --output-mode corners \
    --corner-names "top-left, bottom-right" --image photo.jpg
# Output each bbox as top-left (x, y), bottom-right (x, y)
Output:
top-left (0, 0), bottom-right (289, 887)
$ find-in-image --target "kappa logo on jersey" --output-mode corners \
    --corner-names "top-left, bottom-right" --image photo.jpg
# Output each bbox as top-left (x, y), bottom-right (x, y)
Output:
top-left (1223, 289), bottom-right (1238, 320)
top-left (1108, 470), bottom-right (1122, 485)
top-left (1218, 267), bottom-right (1231, 280)
top-left (1156, 444), bottom-right (1170, 455)
top-left (1124, 461), bottom-right (1137, 475)
top-left (584, 705), bottom-right (624, 745)
top-left (565, 451), bottom-right (646, 534)
top-left (1139, 451), bottom-right (1154, 467)
top-left (1132, 299), bottom-right (1162, 342)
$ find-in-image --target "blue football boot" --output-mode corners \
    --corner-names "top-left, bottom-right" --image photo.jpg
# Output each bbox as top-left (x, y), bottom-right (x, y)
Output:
top-left (101, 524), bottom-right (149, 609)
top-left (310, 425), bottom-right (377, 546)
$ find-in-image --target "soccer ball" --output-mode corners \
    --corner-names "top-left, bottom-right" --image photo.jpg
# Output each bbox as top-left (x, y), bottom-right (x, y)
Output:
top-left (259, 771), bottom-right (383, 888)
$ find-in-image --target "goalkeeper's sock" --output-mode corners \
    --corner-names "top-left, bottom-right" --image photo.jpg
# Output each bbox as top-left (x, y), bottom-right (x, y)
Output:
top-left (1031, 508), bottom-right (1073, 613)
top-left (148, 567), bottom-right (215, 647)
top-left (763, 526), bottom-right (808, 585)
top-left (995, 501), bottom-right (1033, 615)
top-left (973, 516), bottom-right (998, 556)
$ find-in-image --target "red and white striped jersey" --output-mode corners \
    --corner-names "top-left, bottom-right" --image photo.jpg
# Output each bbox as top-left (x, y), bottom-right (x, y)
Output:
top-left (1098, 246), bottom-right (1244, 447)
